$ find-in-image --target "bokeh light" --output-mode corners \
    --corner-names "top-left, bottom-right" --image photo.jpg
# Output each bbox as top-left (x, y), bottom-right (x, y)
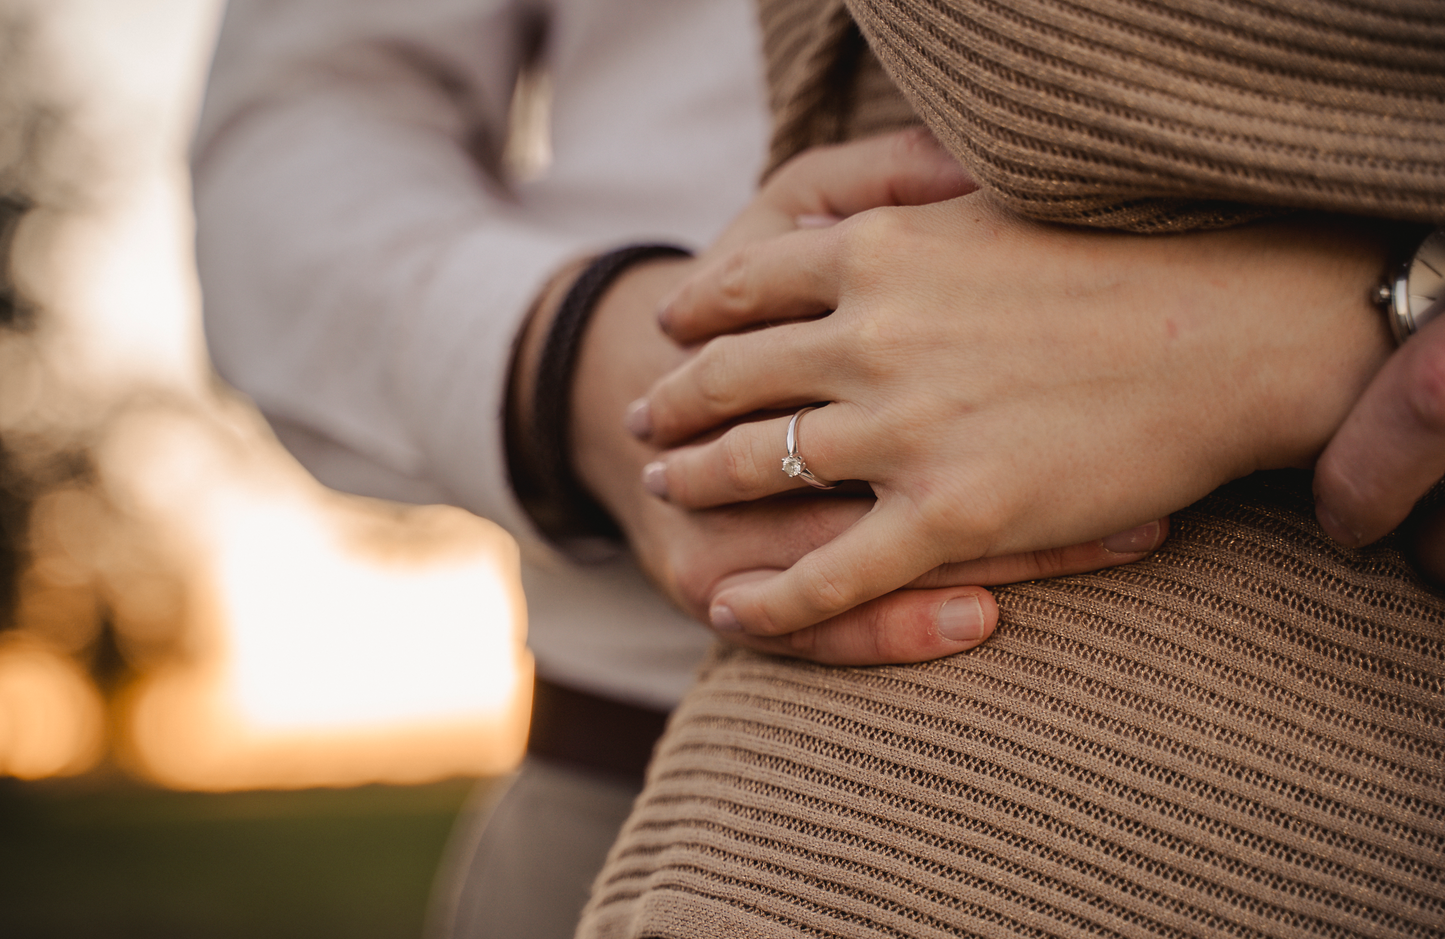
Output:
top-left (0, 632), bottom-right (104, 778)
top-left (0, 0), bottom-right (531, 790)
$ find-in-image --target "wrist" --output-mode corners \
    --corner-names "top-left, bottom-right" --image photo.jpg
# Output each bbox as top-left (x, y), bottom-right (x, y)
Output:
top-left (509, 258), bottom-right (590, 445)
top-left (569, 255), bottom-right (696, 538)
top-left (1226, 215), bottom-right (1398, 474)
top-left (505, 245), bottom-right (691, 554)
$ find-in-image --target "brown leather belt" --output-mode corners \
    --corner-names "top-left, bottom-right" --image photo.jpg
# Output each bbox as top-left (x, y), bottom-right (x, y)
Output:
top-left (525, 675), bottom-right (671, 785)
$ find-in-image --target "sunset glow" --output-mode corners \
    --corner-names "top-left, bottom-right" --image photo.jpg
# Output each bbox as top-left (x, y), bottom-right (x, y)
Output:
top-left (216, 498), bottom-right (520, 731)
top-left (0, 634), bottom-right (105, 779)
top-left (125, 484), bottom-right (532, 791)
top-left (0, 0), bottom-right (533, 790)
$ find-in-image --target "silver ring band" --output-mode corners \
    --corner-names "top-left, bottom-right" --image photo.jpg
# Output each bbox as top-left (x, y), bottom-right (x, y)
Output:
top-left (781, 406), bottom-right (837, 490)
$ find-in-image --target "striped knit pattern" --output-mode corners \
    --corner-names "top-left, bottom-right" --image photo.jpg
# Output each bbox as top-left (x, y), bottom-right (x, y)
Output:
top-left (576, 3), bottom-right (1445, 935)
top-left (760, 1), bottom-right (923, 169)
top-left (577, 472), bottom-right (1445, 938)
top-left (764, 0), bottom-right (1445, 231)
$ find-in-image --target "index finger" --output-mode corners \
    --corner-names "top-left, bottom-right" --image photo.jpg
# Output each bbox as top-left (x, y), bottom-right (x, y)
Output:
top-left (658, 224), bottom-right (841, 345)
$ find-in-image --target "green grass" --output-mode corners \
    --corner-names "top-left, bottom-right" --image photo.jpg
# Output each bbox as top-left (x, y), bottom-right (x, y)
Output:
top-left (0, 774), bottom-right (492, 939)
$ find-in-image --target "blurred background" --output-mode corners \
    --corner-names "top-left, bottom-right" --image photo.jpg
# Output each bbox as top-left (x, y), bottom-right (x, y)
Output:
top-left (0, 1), bottom-right (531, 935)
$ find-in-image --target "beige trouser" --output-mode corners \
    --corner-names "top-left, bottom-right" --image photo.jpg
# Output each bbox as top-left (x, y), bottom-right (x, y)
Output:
top-left (427, 757), bottom-right (640, 939)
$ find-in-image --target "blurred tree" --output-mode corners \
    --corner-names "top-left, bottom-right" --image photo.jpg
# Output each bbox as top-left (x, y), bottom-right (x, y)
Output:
top-left (0, 11), bottom-right (156, 749)
top-left (0, 193), bottom-right (27, 327)
top-left (0, 131), bottom-right (34, 630)
top-left (0, 441), bottom-right (26, 628)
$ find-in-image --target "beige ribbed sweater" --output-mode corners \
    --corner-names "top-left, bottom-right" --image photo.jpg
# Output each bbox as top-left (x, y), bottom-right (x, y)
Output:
top-left (579, 475), bottom-right (1445, 938)
top-left (763, 0), bottom-right (1445, 231)
top-left (577, 2), bottom-right (1445, 936)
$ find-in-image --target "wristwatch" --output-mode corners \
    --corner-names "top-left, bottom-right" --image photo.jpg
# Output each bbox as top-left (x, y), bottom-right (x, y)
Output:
top-left (1378, 227), bottom-right (1445, 344)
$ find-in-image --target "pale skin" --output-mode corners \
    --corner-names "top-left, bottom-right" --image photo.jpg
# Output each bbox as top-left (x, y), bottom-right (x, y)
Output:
top-left (634, 155), bottom-right (1400, 636)
top-left (511, 130), bottom-right (1167, 665)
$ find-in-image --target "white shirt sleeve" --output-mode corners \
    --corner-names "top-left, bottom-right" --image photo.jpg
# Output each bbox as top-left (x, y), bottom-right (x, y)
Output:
top-left (194, 0), bottom-right (571, 556)
top-left (193, 0), bottom-right (770, 707)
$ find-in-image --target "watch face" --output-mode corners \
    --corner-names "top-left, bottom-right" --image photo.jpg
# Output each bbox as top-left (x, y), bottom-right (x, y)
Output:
top-left (1405, 229), bottom-right (1445, 332)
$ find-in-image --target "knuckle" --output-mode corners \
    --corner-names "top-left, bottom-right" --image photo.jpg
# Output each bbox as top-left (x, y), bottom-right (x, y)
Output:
top-left (859, 607), bottom-right (894, 663)
top-left (860, 598), bottom-right (928, 663)
top-left (833, 315), bottom-right (921, 384)
top-left (715, 248), bottom-right (756, 314)
top-left (689, 339), bottom-right (745, 414)
top-left (829, 211), bottom-right (920, 295)
top-left (797, 559), bottom-right (853, 618)
top-left (718, 430), bottom-right (768, 493)
top-left (839, 207), bottom-right (913, 260)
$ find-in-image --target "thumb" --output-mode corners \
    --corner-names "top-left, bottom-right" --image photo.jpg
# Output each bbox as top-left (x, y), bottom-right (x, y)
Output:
top-left (1314, 314), bottom-right (1445, 546)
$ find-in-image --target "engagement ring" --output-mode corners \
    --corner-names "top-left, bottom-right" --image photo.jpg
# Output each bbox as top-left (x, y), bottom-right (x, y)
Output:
top-left (782, 406), bottom-right (837, 489)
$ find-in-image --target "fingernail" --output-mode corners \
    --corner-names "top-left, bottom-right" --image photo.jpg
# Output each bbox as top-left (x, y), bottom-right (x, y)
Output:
top-left (1316, 503), bottom-right (1362, 547)
top-left (1102, 521), bottom-right (1161, 555)
top-left (937, 595), bottom-right (984, 642)
top-left (795, 213), bottom-right (842, 228)
top-left (710, 604), bottom-right (741, 632)
top-left (624, 399), bottom-right (652, 439)
top-left (641, 461), bottom-right (669, 499)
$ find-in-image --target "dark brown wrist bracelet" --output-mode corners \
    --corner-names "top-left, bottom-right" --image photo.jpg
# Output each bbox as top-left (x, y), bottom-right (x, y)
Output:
top-left (507, 242), bottom-right (691, 555)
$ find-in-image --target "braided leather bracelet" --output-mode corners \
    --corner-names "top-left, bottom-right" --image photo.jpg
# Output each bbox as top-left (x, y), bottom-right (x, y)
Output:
top-left (509, 243), bottom-right (692, 553)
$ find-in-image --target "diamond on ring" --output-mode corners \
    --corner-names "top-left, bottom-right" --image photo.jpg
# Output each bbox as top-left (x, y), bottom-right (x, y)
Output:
top-left (782, 407), bottom-right (837, 490)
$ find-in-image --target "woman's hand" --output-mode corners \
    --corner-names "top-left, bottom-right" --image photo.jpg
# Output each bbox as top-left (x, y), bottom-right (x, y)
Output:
top-left (634, 193), bottom-right (1395, 635)
top-left (519, 131), bottom-right (1169, 663)
top-left (573, 257), bottom-right (1165, 664)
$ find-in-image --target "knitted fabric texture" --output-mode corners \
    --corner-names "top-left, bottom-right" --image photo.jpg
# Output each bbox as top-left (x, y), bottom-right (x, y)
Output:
top-left (762, 0), bottom-right (1445, 231)
top-left (576, 3), bottom-right (1445, 936)
top-left (577, 473), bottom-right (1445, 937)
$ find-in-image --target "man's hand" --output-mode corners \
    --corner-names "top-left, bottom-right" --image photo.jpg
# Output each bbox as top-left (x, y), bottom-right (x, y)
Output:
top-left (1315, 312), bottom-right (1445, 582)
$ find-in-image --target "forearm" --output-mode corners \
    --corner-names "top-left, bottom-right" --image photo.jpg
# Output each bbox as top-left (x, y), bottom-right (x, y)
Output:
top-left (1157, 212), bottom-right (1397, 477)
top-left (195, 0), bottom-right (770, 556)
top-left (197, 96), bottom-right (580, 512)
top-left (196, 4), bottom-right (581, 534)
